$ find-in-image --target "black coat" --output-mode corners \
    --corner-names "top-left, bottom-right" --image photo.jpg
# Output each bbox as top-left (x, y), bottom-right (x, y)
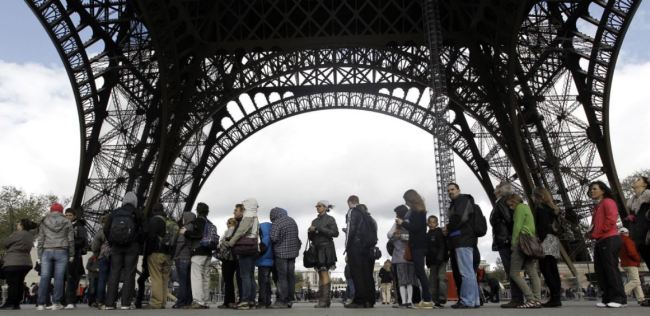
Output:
top-left (534, 204), bottom-right (557, 241)
top-left (447, 194), bottom-right (478, 249)
top-left (401, 210), bottom-right (427, 250)
top-left (489, 197), bottom-right (513, 251)
top-left (145, 214), bottom-right (167, 255)
top-left (426, 227), bottom-right (448, 266)
top-left (185, 216), bottom-right (212, 256)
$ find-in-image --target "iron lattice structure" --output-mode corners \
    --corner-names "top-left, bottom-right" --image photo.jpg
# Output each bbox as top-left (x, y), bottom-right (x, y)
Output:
top-left (26, 0), bottom-right (641, 259)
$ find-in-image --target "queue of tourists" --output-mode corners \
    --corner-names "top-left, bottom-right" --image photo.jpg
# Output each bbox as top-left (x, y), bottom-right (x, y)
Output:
top-left (2, 177), bottom-right (650, 310)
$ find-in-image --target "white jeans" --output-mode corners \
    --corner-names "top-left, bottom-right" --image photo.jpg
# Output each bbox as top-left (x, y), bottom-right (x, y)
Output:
top-left (190, 256), bottom-right (210, 305)
top-left (624, 266), bottom-right (645, 301)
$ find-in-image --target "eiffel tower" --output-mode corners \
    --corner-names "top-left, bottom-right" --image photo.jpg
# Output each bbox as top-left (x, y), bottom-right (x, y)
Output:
top-left (25, 0), bottom-right (642, 260)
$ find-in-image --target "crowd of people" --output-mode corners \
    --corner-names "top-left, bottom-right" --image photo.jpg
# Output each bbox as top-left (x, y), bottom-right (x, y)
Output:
top-left (1, 177), bottom-right (650, 310)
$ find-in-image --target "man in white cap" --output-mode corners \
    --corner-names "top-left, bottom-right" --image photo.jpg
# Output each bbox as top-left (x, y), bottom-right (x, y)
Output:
top-left (619, 227), bottom-right (649, 306)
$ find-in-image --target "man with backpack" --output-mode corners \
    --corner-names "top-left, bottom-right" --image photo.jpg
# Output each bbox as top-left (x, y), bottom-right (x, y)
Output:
top-left (103, 191), bottom-right (144, 310)
top-left (446, 183), bottom-right (481, 309)
top-left (344, 195), bottom-right (377, 308)
top-left (182, 202), bottom-right (216, 309)
top-left (145, 203), bottom-right (177, 309)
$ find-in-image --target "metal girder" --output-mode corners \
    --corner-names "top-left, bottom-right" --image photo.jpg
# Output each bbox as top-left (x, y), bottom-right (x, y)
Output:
top-left (24, 0), bottom-right (642, 255)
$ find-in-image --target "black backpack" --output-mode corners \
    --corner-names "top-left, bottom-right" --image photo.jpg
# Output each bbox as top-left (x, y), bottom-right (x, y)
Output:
top-left (472, 204), bottom-right (488, 237)
top-left (109, 206), bottom-right (137, 246)
top-left (356, 207), bottom-right (378, 247)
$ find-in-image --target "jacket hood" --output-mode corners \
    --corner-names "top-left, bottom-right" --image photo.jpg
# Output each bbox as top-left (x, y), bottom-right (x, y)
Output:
top-left (182, 211), bottom-right (196, 225)
top-left (242, 198), bottom-right (258, 217)
top-left (43, 212), bottom-right (69, 233)
top-left (270, 207), bottom-right (287, 222)
top-left (123, 191), bottom-right (138, 208)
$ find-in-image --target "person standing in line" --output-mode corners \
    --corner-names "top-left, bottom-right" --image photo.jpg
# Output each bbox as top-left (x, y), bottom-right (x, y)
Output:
top-left (345, 196), bottom-right (377, 309)
top-left (173, 211), bottom-right (195, 309)
top-left (269, 207), bottom-right (301, 308)
top-left (90, 214), bottom-right (111, 309)
top-left (426, 215), bottom-right (448, 308)
top-left (506, 194), bottom-right (542, 308)
top-left (588, 181), bottom-right (626, 308)
top-left (227, 199), bottom-right (260, 310)
top-left (256, 221), bottom-right (273, 308)
top-left (1, 219), bottom-right (37, 310)
top-left (85, 254), bottom-right (99, 307)
top-left (183, 202), bottom-right (212, 309)
top-left (488, 182), bottom-right (523, 308)
top-left (531, 187), bottom-right (563, 307)
top-left (388, 205), bottom-right (416, 308)
top-left (378, 260), bottom-right (393, 305)
top-left (397, 189), bottom-right (434, 309)
top-left (103, 192), bottom-right (144, 310)
top-left (144, 203), bottom-right (173, 309)
top-left (446, 183), bottom-right (480, 309)
top-left (625, 176), bottom-right (650, 265)
top-left (309, 200), bottom-right (339, 308)
top-left (217, 216), bottom-right (238, 309)
top-left (63, 208), bottom-right (87, 309)
top-left (619, 227), bottom-right (648, 306)
top-left (36, 203), bottom-right (75, 311)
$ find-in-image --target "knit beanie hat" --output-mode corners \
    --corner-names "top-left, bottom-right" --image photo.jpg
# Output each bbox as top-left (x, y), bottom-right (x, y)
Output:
top-left (50, 203), bottom-right (64, 213)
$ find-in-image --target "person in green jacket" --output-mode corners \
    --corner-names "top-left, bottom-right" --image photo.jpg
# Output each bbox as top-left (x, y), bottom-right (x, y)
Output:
top-left (506, 194), bottom-right (542, 308)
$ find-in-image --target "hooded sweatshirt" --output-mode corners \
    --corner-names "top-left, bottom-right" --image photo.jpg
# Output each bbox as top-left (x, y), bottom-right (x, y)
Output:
top-left (37, 212), bottom-right (75, 258)
top-left (256, 222), bottom-right (273, 267)
top-left (270, 208), bottom-right (301, 259)
top-left (228, 198), bottom-right (259, 247)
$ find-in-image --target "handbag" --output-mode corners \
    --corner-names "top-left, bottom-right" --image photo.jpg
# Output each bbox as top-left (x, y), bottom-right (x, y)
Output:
top-left (303, 232), bottom-right (318, 268)
top-left (233, 236), bottom-right (259, 256)
top-left (519, 233), bottom-right (544, 258)
top-left (403, 242), bottom-right (412, 261)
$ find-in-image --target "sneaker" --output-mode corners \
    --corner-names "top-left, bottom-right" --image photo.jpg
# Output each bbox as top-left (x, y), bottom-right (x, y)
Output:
top-left (190, 302), bottom-right (209, 309)
top-left (120, 305), bottom-right (134, 310)
top-left (237, 302), bottom-right (250, 310)
top-left (101, 306), bottom-right (115, 310)
top-left (64, 304), bottom-right (75, 310)
top-left (415, 301), bottom-right (433, 309)
top-left (434, 303), bottom-right (444, 308)
top-left (596, 302), bottom-right (607, 308)
top-left (607, 302), bottom-right (624, 308)
top-left (36, 306), bottom-right (45, 311)
top-left (50, 304), bottom-right (64, 311)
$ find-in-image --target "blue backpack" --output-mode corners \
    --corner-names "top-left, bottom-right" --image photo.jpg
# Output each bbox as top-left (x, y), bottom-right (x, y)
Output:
top-left (199, 219), bottom-right (219, 250)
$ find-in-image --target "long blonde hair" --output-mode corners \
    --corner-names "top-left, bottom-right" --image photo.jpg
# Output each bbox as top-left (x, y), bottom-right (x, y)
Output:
top-left (403, 189), bottom-right (426, 212)
top-left (532, 187), bottom-right (560, 215)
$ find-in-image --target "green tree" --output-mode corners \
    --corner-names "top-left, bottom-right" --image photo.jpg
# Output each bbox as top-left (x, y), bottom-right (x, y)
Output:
top-left (0, 186), bottom-right (64, 242)
top-left (620, 169), bottom-right (650, 199)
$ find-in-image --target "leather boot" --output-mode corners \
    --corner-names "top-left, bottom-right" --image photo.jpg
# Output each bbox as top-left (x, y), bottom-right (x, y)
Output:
top-left (325, 283), bottom-right (331, 307)
top-left (314, 284), bottom-right (329, 308)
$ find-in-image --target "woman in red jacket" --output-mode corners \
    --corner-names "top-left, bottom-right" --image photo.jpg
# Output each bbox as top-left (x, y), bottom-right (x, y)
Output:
top-left (619, 227), bottom-right (649, 306)
top-left (588, 181), bottom-right (626, 308)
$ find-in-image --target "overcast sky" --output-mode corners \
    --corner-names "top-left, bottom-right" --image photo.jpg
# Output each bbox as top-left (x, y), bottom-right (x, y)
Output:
top-left (1, 3), bottom-right (650, 271)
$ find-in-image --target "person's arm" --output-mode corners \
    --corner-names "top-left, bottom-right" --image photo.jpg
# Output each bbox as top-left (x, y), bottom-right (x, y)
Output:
top-left (185, 219), bottom-right (204, 239)
top-left (37, 224), bottom-right (45, 259)
top-left (76, 224), bottom-right (88, 251)
top-left (2, 232), bottom-right (18, 249)
top-left (103, 214), bottom-right (113, 241)
top-left (270, 221), bottom-right (280, 243)
top-left (401, 212), bottom-right (425, 234)
top-left (317, 216), bottom-right (339, 238)
top-left (511, 204), bottom-right (524, 246)
top-left (228, 217), bottom-right (254, 246)
top-left (67, 221), bottom-right (75, 258)
top-left (91, 232), bottom-right (102, 255)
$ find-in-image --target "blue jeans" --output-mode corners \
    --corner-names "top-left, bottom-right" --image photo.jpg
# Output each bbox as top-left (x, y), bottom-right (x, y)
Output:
top-left (238, 255), bottom-right (257, 303)
top-left (275, 258), bottom-right (296, 304)
top-left (258, 267), bottom-right (272, 306)
top-left (175, 259), bottom-right (192, 307)
top-left (456, 247), bottom-right (480, 306)
top-left (96, 256), bottom-right (110, 304)
top-left (38, 249), bottom-right (69, 305)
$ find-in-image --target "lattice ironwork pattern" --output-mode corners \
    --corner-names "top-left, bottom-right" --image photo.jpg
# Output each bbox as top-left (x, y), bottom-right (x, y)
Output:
top-left (25, 0), bottom-right (642, 260)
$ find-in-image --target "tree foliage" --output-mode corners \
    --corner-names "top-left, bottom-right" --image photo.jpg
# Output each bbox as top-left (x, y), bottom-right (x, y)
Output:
top-left (0, 186), bottom-right (68, 242)
top-left (621, 169), bottom-right (650, 199)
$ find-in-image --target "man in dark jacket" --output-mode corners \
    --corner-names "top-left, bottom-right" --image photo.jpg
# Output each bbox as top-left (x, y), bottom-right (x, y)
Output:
top-left (488, 182), bottom-right (523, 308)
top-left (269, 207), bottom-right (301, 308)
top-left (446, 183), bottom-right (480, 309)
top-left (344, 195), bottom-right (377, 308)
top-left (183, 202), bottom-right (211, 309)
top-left (145, 203), bottom-right (172, 309)
top-left (103, 191), bottom-right (144, 310)
top-left (63, 208), bottom-right (87, 309)
top-left (426, 215), bottom-right (448, 307)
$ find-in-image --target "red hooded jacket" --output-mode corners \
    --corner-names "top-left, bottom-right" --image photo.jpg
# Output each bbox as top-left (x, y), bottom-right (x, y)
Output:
top-left (620, 234), bottom-right (641, 267)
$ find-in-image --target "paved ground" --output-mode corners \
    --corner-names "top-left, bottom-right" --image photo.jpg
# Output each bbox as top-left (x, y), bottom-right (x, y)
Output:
top-left (4, 301), bottom-right (650, 315)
